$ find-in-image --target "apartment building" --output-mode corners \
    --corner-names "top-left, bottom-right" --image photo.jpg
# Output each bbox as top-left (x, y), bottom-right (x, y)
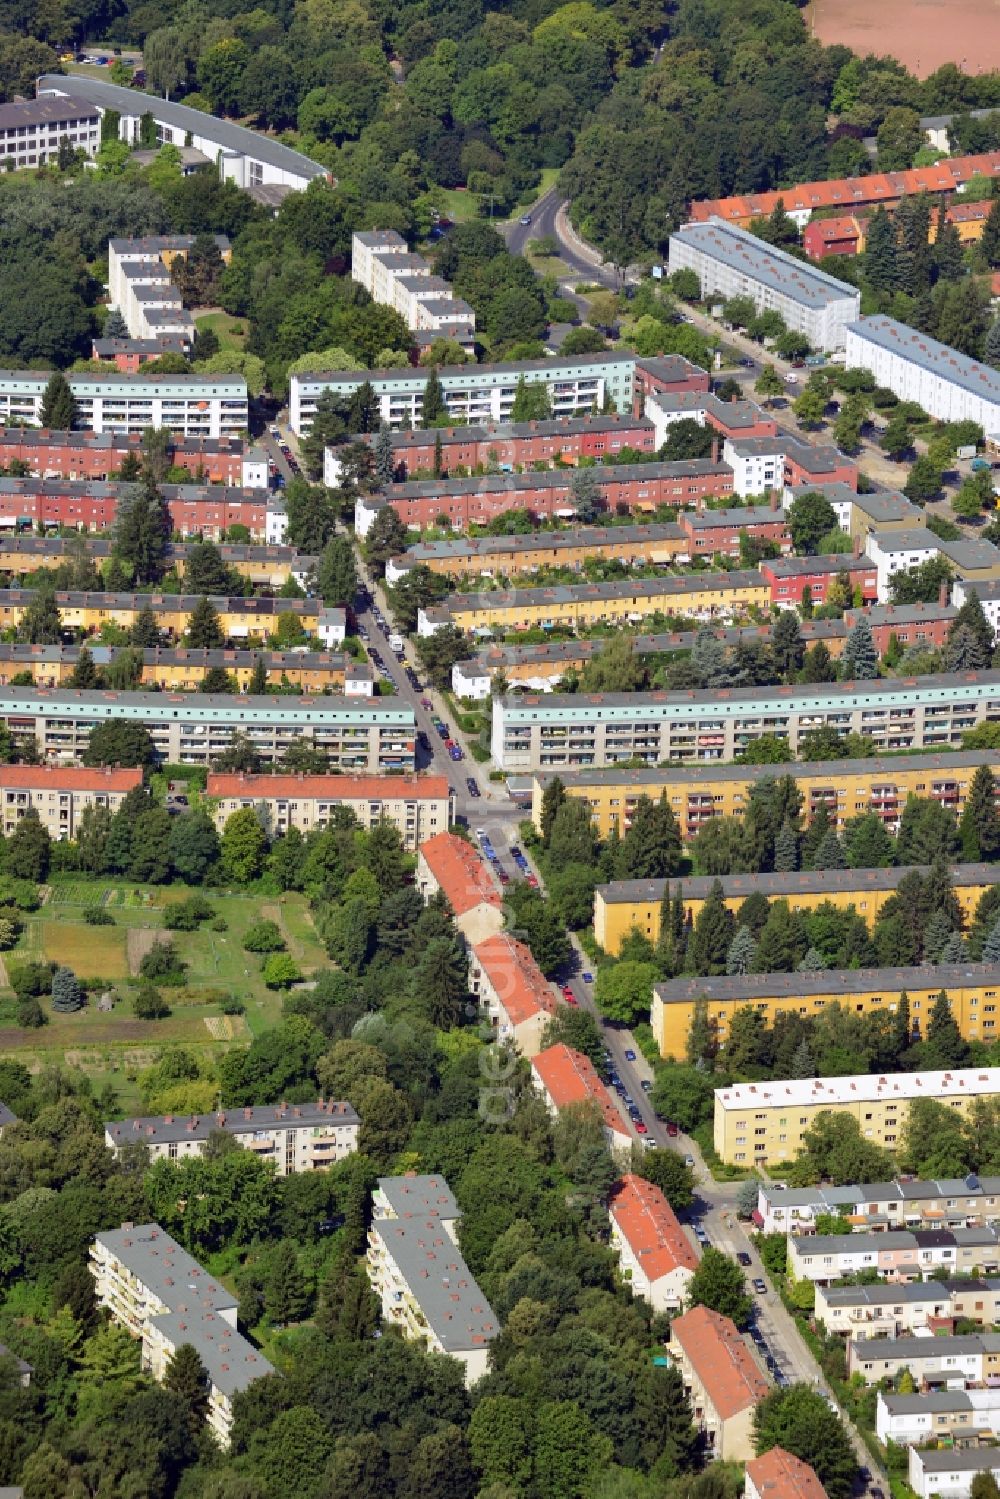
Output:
top-left (849, 1329), bottom-right (1000, 1384)
top-left (416, 831), bottom-right (503, 943)
top-left (594, 860), bottom-right (1000, 955)
top-left (0, 588), bottom-right (329, 645)
top-left (0, 94), bottom-right (100, 168)
top-left (291, 352), bottom-right (642, 435)
top-left (419, 569), bottom-right (768, 638)
top-left (0, 764), bottom-right (142, 841)
top-left (366, 1174), bottom-right (498, 1386)
top-left (0, 477), bottom-right (275, 539)
top-left (498, 670), bottom-right (1000, 772)
top-left (745, 1449), bottom-right (826, 1499)
top-left (668, 220), bottom-right (860, 351)
top-left (756, 1174), bottom-right (1000, 1237)
top-left (351, 231), bottom-right (474, 346)
top-left (0, 644), bottom-right (364, 696)
top-left (607, 1173), bottom-right (698, 1312)
top-left (531, 1043), bottom-right (632, 1155)
top-left (206, 772), bottom-right (451, 849)
top-left (682, 505), bottom-right (791, 559)
top-left (723, 435), bottom-right (858, 498)
top-left (878, 1389), bottom-right (1000, 1448)
top-left (386, 522), bottom-right (690, 585)
top-left (866, 525), bottom-right (1000, 602)
top-left (909, 1447), bottom-right (1000, 1499)
top-left (39, 75), bottom-right (328, 193)
top-left (90, 1223), bottom-right (275, 1446)
top-left (816, 1277), bottom-right (1000, 1339)
top-left (794, 1229), bottom-right (1000, 1291)
top-left (954, 577), bottom-right (1000, 641)
top-left (356, 460), bottom-right (734, 536)
top-left (689, 153), bottom-right (1000, 228)
top-left (108, 236), bottom-right (232, 346)
top-left (644, 388), bottom-right (778, 445)
top-left (0, 428), bottom-right (263, 486)
top-left (0, 371), bottom-right (247, 439)
top-left (331, 413), bottom-right (659, 483)
top-left (104, 1100), bottom-right (359, 1172)
top-left (469, 933), bottom-right (558, 1057)
top-left (760, 553), bottom-right (878, 607)
top-left (93, 334), bottom-right (192, 371)
top-left (668, 1306), bottom-right (770, 1461)
top-left (788, 481), bottom-right (923, 544)
top-left (452, 603), bottom-right (952, 699)
top-left (846, 315), bottom-right (1000, 432)
top-left (802, 199), bottom-right (994, 260)
top-left (532, 747), bottom-right (996, 843)
top-left (0, 688), bottom-right (415, 772)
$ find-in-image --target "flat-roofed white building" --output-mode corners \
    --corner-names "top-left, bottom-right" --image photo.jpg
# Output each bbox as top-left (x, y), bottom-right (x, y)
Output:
top-left (0, 371), bottom-right (247, 440)
top-left (668, 219), bottom-right (861, 351)
top-left (104, 1100), bottom-right (359, 1173)
top-left (351, 231), bottom-right (474, 344)
top-left (846, 315), bottom-right (1000, 433)
top-left (207, 771), bottom-right (451, 848)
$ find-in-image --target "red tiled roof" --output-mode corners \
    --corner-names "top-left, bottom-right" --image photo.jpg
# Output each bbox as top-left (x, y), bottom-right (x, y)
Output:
top-left (0, 765), bottom-right (142, 793)
top-left (418, 831), bottom-right (501, 917)
top-left (609, 1174), bottom-right (698, 1280)
top-left (207, 772), bottom-right (450, 801)
top-left (532, 1043), bottom-right (630, 1138)
top-left (747, 1447), bottom-right (827, 1499)
top-left (804, 214), bottom-right (862, 242)
top-left (473, 934), bottom-right (558, 1027)
top-left (690, 153), bottom-right (1000, 223)
top-left (670, 1305), bottom-right (770, 1419)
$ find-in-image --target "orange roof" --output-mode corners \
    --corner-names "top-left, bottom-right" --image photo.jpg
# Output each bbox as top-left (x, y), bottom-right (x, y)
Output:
top-left (747, 1447), bottom-right (826, 1499)
top-left (418, 831), bottom-right (501, 917)
top-left (0, 765), bottom-right (142, 793)
top-left (207, 772), bottom-right (450, 801)
top-left (473, 934), bottom-right (558, 1027)
top-left (609, 1174), bottom-right (698, 1280)
top-left (804, 214), bottom-right (862, 242)
top-left (532, 1043), bottom-right (630, 1138)
top-left (690, 152), bottom-right (1000, 223)
top-left (670, 1306), bottom-right (770, 1419)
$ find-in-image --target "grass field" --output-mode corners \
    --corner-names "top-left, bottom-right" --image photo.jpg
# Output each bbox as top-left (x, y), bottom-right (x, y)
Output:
top-left (0, 878), bottom-right (327, 1075)
top-left (195, 311), bottom-right (247, 351)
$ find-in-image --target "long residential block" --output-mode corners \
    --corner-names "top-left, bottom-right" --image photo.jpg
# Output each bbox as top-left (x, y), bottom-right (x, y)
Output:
top-left (351, 231), bottom-right (474, 347)
top-left (419, 569), bottom-right (768, 638)
top-left (532, 748), bottom-right (996, 842)
top-left (469, 933), bottom-right (557, 1058)
top-left (668, 1305), bottom-right (770, 1461)
top-left (595, 860), bottom-right (1000, 955)
top-left (0, 477), bottom-right (276, 540)
top-left (878, 1388), bottom-right (1000, 1449)
top-left (0, 372), bottom-right (247, 440)
top-left (366, 1174), bottom-right (498, 1385)
top-left (0, 94), bottom-right (100, 168)
top-left (845, 315), bottom-right (1000, 432)
top-left (712, 1067), bottom-right (1000, 1166)
top-left (0, 644), bottom-right (367, 696)
top-left (796, 1232), bottom-right (1000, 1293)
top-left (497, 671), bottom-right (1000, 772)
top-left (0, 536), bottom-right (309, 588)
top-left (385, 521), bottom-right (692, 585)
top-left (416, 831), bottom-right (503, 944)
top-left (756, 1175), bottom-right (1000, 1237)
top-left (816, 1277), bottom-right (1000, 1340)
top-left (668, 219), bottom-right (860, 351)
top-left (531, 1042), bottom-right (631, 1155)
top-left (0, 427), bottom-right (265, 486)
top-left (91, 1223), bottom-right (275, 1446)
top-left (848, 1328), bottom-right (1000, 1384)
top-left (206, 772), bottom-right (451, 849)
top-left (109, 237), bottom-right (232, 347)
top-left (0, 589), bottom-right (337, 645)
top-left (105, 1100), bottom-right (359, 1172)
top-left (356, 460), bottom-right (734, 536)
top-left (608, 1173), bottom-right (698, 1312)
top-left (0, 688), bottom-right (415, 772)
top-left (0, 764), bottom-right (142, 840)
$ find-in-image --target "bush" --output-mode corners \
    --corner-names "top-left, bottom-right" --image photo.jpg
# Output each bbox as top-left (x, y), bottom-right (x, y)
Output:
top-left (0, 878), bottom-right (40, 911)
top-left (261, 953), bottom-right (301, 989)
top-left (139, 939), bottom-right (187, 986)
top-left (243, 920), bottom-right (285, 953)
top-left (9, 960), bottom-right (54, 999)
top-left (220, 996), bottom-right (246, 1015)
top-left (211, 916), bottom-right (228, 932)
top-left (16, 997), bottom-right (46, 1028)
top-left (83, 907), bottom-right (114, 926)
top-left (164, 894), bottom-right (215, 931)
top-left (133, 982), bottom-right (170, 1020)
top-left (0, 913), bottom-right (22, 950)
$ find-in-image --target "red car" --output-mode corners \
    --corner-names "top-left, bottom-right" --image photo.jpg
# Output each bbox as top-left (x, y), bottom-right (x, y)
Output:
top-left (666, 1122), bottom-right (679, 1137)
top-left (526, 874), bottom-right (539, 888)
top-left (561, 985), bottom-right (574, 1001)
top-left (635, 1121), bottom-right (648, 1135)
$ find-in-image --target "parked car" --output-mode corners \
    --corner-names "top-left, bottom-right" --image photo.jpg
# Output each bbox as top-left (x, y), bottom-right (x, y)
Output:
top-left (526, 874), bottom-right (539, 888)
top-left (519, 215), bottom-right (531, 226)
top-left (561, 986), bottom-right (575, 1001)
top-left (737, 1252), bottom-right (752, 1266)
top-left (636, 1121), bottom-right (648, 1135)
top-left (666, 1122), bottom-right (678, 1137)
top-left (753, 1279), bottom-right (767, 1294)
top-left (581, 971), bottom-right (593, 984)
top-left (684, 1154), bottom-right (694, 1166)
top-left (640, 1079), bottom-right (652, 1093)
top-left (624, 1048), bottom-right (637, 1062)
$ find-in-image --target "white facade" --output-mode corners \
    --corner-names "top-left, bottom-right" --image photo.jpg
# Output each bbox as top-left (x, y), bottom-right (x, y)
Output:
top-left (668, 219), bottom-right (861, 352)
top-left (316, 606), bottom-right (346, 648)
top-left (242, 449), bottom-right (269, 488)
top-left (845, 316), bottom-right (1000, 434)
top-left (104, 1101), bottom-right (360, 1173)
top-left (265, 501), bottom-right (287, 544)
top-left (722, 437), bottom-right (787, 497)
top-left (909, 1447), bottom-right (1000, 1499)
top-left (0, 94), bottom-right (100, 169)
top-left (351, 231), bottom-right (474, 341)
top-left (953, 578), bottom-right (1000, 639)
top-left (865, 527), bottom-right (941, 601)
top-left (0, 371), bottom-right (247, 440)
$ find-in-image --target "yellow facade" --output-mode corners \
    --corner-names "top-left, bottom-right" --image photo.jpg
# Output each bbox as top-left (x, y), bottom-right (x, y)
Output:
top-left (712, 1075), bottom-right (993, 1165)
top-left (653, 968), bottom-right (1000, 1062)
top-left (444, 576), bottom-right (771, 633)
top-left (0, 651), bottom-right (345, 693)
top-left (0, 543), bottom-right (303, 590)
top-left (595, 865), bottom-right (999, 955)
top-left (533, 755), bottom-right (986, 843)
top-left (415, 532), bottom-right (688, 579)
top-left (0, 595), bottom-right (322, 641)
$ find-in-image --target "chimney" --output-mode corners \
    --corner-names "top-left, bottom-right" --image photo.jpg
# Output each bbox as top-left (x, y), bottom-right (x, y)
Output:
top-left (711, 436), bottom-right (720, 464)
top-left (939, 580), bottom-right (949, 607)
top-left (853, 535), bottom-right (862, 558)
top-left (769, 491), bottom-right (779, 512)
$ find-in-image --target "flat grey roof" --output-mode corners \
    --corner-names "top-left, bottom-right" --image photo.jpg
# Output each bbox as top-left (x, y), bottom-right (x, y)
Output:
top-left (95, 1223), bottom-right (237, 1316)
top-left (853, 490), bottom-right (919, 521)
top-left (849, 314), bottom-right (1000, 407)
top-left (673, 219), bottom-right (860, 310)
top-left (686, 505), bottom-right (784, 528)
top-left (658, 961), bottom-right (1000, 1005)
top-left (765, 554), bottom-right (874, 576)
top-left (0, 94), bottom-right (98, 128)
top-left (38, 75), bottom-right (327, 181)
top-left (106, 1099), bottom-right (358, 1147)
top-left (374, 1216), bottom-right (498, 1352)
top-left (597, 860), bottom-right (1000, 907)
top-left (853, 1333), bottom-right (993, 1359)
top-left (376, 1174), bottom-right (459, 1220)
top-left (295, 350), bottom-right (635, 386)
top-left (147, 1308), bottom-right (274, 1397)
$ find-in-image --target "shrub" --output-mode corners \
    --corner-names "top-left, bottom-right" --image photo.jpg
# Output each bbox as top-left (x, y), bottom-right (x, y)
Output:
top-left (133, 982), bottom-right (171, 1019)
top-left (9, 960), bottom-right (54, 999)
top-left (83, 907), bottom-right (114, 926)
top-left (261, 953), bottom-right (301, 989)
top-left (16, 997), bottom-right (46, 1028)
top-left (140, 939), bottom-right (187, 986)
top-left (220, 996), bottom-right (245, 1015)
top-left (0, 878), bottom-right (40, 911)
top-left (243, 920), bottom-right (285, 953)
top-left (164, 894), bottom-right (215, 931)
top-left (211, 917), bottom-right (228, 931)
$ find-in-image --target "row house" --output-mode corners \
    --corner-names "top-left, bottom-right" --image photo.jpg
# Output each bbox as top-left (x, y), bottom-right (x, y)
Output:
top-left (791, 1223), bottom-right (1000, 1287)
top-left (0, 428), bottom-right (262, 486)
top-left (608, 1174), bottom-right (698, 1312)
top-left (531, 1043), bottom-right (632, 1156)
top-left (668, 1306), bottom-right (770, 1461)
top-left (469, 933), bottom-right (558, 1058)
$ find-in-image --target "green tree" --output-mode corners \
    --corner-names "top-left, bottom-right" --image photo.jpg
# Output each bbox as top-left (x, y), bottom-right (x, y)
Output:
top-left (755, 364), bottom-right (784, 406)
top-left (68, 646), bottom-right (100, 689)
top-left (793, 386), bottom-right (826, 429)
top-left (373, 424), bottom-right (396, 486)
top-left (316, 536), bottom-right (358, 607)
top-left (863, 205), bottom-right (899, 294)
top-left (533, 1401), bottom-right (613, 1499)
top-left (593, 960), bottom-right (658, 1025)
top-left (904, 455), bottom-right (943, 504)
top-left (365, 506), bottom-right (408, 577)
top-left (6, 809), bottom-right (50, 881)
top-left (631, 1145), bottom-right (696, 1210)
top-left (113, 475), bottom-right (172, 584)
top-left (687, 1247), bottom-right (752, 1327)
top-left (616, 794), bottom-right (682, 879)
top-left (284, 479), bottom-right (338, 553)
top-left (686, 880), bottom-right (735, 976)
top-left (788, 491), bottom-right (836, 555)
top-left (754, 1385), bottom-right (858, 1499)
top-left (510, 376), bottom-right (551, 422)
top-left (421, 367), bottom-right (447, 426)
top-left (83, 721), bottom-right (156, 769)
top-left (899, 1095), bottom-right (971, 1177)
top-left (221, 807), bottom-right (268, 883)
top-left (51, 965), bottom-right (83, 1013)
top-left (185, 596), bottom-right (225, 649)
top-left (924, 988), bottom-right (969, 1068)
top-left (40, 370), bottom-right (78, 430)
top-left (960, 765), bottom-right (1000, 862)
top-left (771, 612), bottom-right (804, 679)
top-left (841, 614), bottom-right (878, 679)
top-left (16, 585), bottom-right (62, 645)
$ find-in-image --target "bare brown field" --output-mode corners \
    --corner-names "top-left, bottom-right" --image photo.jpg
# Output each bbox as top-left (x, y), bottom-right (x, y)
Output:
top-left (808, 0), bottom-right (1000, 77)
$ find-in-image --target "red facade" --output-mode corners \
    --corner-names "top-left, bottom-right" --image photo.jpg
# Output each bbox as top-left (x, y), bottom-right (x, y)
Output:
top-left (0, 480), bottom-right (268, 540)
top-left (762, 557), bottom-right (877, 606)
top-left (784, 449), bottom-right (858, 491)
top-left (0, 428), bottom-right (247, 485)
top-left (384, 415), bottom-right (658, 478)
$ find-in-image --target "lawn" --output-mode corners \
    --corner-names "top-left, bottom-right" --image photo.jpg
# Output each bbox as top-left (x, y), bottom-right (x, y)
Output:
top-left (0, 880), bottom-right (327, 1072)
top-left (195, 311), bottom-right (246, 351)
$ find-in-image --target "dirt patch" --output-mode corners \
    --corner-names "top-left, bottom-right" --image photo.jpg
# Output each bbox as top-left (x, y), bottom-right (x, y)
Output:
top-left (808, 0), bottom-right (1000, 78)
top-left (260, 902), bottom-right (306, 961)
top-left (127, 927), bottom-right (171, 976)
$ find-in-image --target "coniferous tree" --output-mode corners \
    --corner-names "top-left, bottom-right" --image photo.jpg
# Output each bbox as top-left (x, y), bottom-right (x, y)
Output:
top-left (797, 946), bottom-right (825, 972)
top-left (51, 966), bottom-right (83, 1012)
top-left (248, 654), bottom-right (267, 694)
top-left (686, 880), bottom-right (734, 976)
top-left (983, 916), bottom-right (1000, 964)
top-left (129, 607), bottom-right (160, 647)
top-left (112, 475), bottom-right (171, 584)
top-left (16, 585), bottom-right (62, 645)
top-left (40, 371), bottom-right (78, 430)
top-left (893, 990), bottom-right (911, 1058)
top-left (841, 614), bottom-right (878, 680)
top-left (773, 820), bottom-right (799, 872)
top-left (67, 647), bottom-right (100, 689)
top-left (938, 931), bottom-right (968, 964)
top-left (812, 827), bottom-right (847, 870)
top-left (959, 765), bottom-right (1000, 862)
top-left (982, 198), bottom-right (1000, 266)
top-left (948, 593), bottom-right (994, 663)
top-left (726, 925), bottom-right (756, 976)
top-left (925, 989), bottom-right (969, 1067)
top-left (540, 778), bottom-right (567, 845)
top-left (185, 596), bottom-right (224, 649)
top-left (373, 424), bottom-right (396, 486)
top-left (934, 216), bottom-right (965, 282)
top-left (433, 431), bottom-right (443, 478)
top-left (421, 367), bottom-right (446, 426)
top-left (985, 319), bottom-right (1000, 371)
top-left (617, 793), bottom-right (682, 879)
top-left (685, 994), bottom-right (715, 1065)
top-left (864, 207), bottom-right (899, 295)
top-left (164, 1342), bottom-right (209, 1431)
